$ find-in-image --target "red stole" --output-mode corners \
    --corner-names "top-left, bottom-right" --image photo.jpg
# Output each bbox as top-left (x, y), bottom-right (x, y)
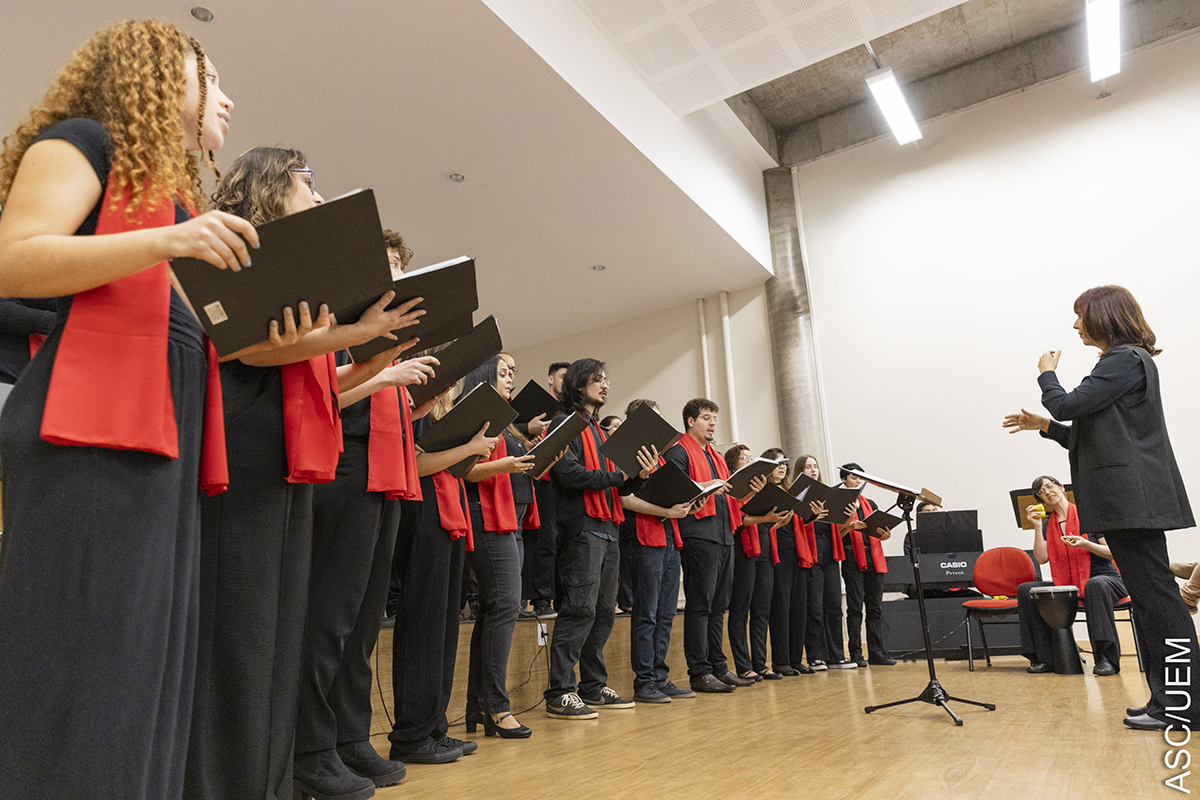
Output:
top-left (432, 470), bottom-right (474, 551)
top-left (1046, 503), bottom-right (1091, 595)
top-left (398, 387), bottom-right (422, 500)
top-left (579, 419), bottom-right (624, 524)
top-left (367, 381), bottom-right (406, 499)
top-left (848, 496), bottom-right (887, 573)
top-left (281, 353), bottom-right (342, 483)
top-left (39, 180), bottom-right (228, 495)
top-left (522, 497), bottom-right (542, 530)
top-left (678, 433), bottom-right (742, 532)
top-left (791, 517), bottom-right (817, 568)
top-left (28, 334), bottom-right (45, 358)
top-left (739, 523), bottom-right (779, 565)
top-left (476, 435), bottom-right (519, 534)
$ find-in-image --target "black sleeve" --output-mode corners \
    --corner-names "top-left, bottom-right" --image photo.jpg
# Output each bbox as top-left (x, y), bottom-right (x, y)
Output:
top-left (32, 118), bottom-right (111, 186)
top-left (664, 443), bottom-right (689, 474)
top-left (1039, 420), bottom-right (1071, 450)
top-left (549, 429), bottom-right (624, 492)
top-left (1038, 347), bottom-right (1145, 422)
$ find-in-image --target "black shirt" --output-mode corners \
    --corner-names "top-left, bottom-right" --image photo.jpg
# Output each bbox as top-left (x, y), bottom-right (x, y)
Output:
top-left (665, 441), bottom-right (733, 546)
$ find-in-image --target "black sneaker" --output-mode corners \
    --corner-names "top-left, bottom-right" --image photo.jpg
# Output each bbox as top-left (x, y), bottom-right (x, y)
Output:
top-left (579, 686), bottom-right (634, 709)
top-left (337, 741), bottom-right (406, 787)
top-left (518, 606), bottom-right (537, 620)
top-left (546, 692), bottom-right (599, 719)
top-left (658, 681), bottom-right (696, 699)
top-left (533, 601), bottom-right (557, 620)
top-left (388, 736), bottom-right (462, 764)
top-left (868, 654), bottom-right (897, 666)
top-left (294, 749), bottom-right (376, 800)
top-left (829, 660), bottom-right (858, 670)
top-left (437, 735), bottom-right (477, 755)
top-left (633, 686), bottom-right (671, 704)
top-left (810, 661), bottom-right (828, 672)
top-left (853, 658), bottom-right (869, 668)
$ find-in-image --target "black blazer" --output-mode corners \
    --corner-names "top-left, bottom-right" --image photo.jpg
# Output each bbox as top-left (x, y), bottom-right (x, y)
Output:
top-left (1039, 344), bottom-right (1193, 533)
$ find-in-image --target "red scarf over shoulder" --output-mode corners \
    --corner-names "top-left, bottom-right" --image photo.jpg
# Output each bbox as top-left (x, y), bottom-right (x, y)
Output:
top-left (847, 495), bottom-right (887, 573)
top-left (1045, 503), bottom-right (1091, 596)
top-left (788, 517), bottom-right (817, 568)
top-left (367, 382), bottom-right (421, 500)
top-left (635, 456), bottom-right (681, 549)
top-left (281, 352), bottom-right (342, 483)
top-left (476, 435), bottom-right (519, 534)
top-left (678, 433), bottom-right (742, 532)
top-left (739, 523), bottom-right (779, 565)
top-left (40, 181), bottom-right (228, 495)
top-left (432, 470), bottom-right (473, 551)
top-left (580, 419), bottom-right (624, 524)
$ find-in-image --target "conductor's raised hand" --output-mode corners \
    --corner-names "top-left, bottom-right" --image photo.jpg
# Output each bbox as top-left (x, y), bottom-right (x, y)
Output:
top-left (163, 209), bottom-right (258, 271)
top-left (636, 445), bottom-right (659, 479)
top-left (1002, 408), bottom-right (1050, 434)
top-left (1038, 349), bottom-right (1060, 374)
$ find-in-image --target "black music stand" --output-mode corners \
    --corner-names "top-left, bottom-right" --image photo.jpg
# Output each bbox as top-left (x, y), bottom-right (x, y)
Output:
top-left (847, 468), bottom-right (996, 726)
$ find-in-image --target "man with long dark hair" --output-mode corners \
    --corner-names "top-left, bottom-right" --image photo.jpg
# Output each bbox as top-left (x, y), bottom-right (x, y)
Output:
top-left (543, 359), bottom-right (651, 718)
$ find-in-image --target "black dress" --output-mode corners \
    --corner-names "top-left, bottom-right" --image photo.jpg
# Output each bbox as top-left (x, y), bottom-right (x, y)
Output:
top-left (0, 119), bottom-right (206, 800)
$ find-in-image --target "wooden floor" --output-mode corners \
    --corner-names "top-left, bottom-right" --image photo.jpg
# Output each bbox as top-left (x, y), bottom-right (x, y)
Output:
top-left (366, 614), bottom-right (1175, 800)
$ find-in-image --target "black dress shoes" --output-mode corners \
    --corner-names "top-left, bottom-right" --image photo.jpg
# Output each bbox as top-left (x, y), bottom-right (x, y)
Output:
top-left (1124, 713), bottom-right (1169, 731)
top-left (717, 670), bottom-right (756, 687)
top-left (794, 664), bottom-right (815, 675)
top-left (690, 674), bottom-right (735, 693)
top-left (868, 655), bottom-right (897, 666)
top-left (336, 741), bottom-right (406, 788)
top-left (1027, 662), bottom-right (1052, 674)
top-left (775, 666), bottom-right (799, 677)
top-left (1126, 705), bottom-right (1149, 717)
top-left (294, 749), bottom-right (376, 800)
top-left (1093, 658), bottom-right (1118, 676)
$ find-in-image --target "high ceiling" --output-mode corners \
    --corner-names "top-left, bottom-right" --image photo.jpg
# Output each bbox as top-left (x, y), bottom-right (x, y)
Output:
top-left (746, 0), bottom-right (1081, 130)
top-left (0, 0), bottom-right (770, 351)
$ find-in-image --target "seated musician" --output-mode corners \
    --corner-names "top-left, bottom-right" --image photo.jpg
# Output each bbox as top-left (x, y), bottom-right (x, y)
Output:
top-left (1017, 475), bottom-right (1127, 676)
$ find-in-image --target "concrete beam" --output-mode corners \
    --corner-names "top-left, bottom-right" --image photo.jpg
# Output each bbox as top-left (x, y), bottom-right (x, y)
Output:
top-left (725, 92), bottom-right (780, 166)
top-left (779, 0), bottom-right (1200, 167)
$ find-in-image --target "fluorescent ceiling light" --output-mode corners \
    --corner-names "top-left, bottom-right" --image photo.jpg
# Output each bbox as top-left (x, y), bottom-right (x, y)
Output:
top-left (1086, 0), bottom-right (1121, 82)
top-left (865, 68), bottom-right (922, 145)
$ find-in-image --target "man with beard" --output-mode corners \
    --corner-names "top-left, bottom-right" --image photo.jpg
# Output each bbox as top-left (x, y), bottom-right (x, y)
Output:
top-left (543, 359), bottom-right (653, 718)
top-left (665, 399), bottom-right (765, 693)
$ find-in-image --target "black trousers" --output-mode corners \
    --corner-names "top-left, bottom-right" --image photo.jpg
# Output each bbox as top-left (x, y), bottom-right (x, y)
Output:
top-left (728, 548), bottom-right (773, 673)
top-left (770, 530), bottom-right (810, 669)
top-left (0, 321), bottom-right (205, 800)
top-left (522, 480), bottom-right (558, 605)
top-left (842, 563), bottom-right (888, 659)
top-left (388, 492), bottom-right (465, 745)
top-left (1105, 530), bottom-right (1199, 725)
top-left (617, 516), bottom-right (636, 611)
top-left (806, 560), bottom-right (845, 663)
top-left (295, 438), bottom-right (399, 754)
top-left (545, 529), bottom-right (619, 701)
top-left (466, 504), bottom-right (525, 715)
top-left (629, 540), bottom-right (681, 691)
top-left (1016, 575), bottom-right (1127, 668)
top-left (680, 538), bottom-right (733, 678)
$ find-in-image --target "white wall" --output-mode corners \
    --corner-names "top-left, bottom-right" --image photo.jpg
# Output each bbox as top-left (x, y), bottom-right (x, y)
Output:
top-left (795, 32), bottom-right (1200, 561)
top-left (507, 284), bottom-right (781, 455)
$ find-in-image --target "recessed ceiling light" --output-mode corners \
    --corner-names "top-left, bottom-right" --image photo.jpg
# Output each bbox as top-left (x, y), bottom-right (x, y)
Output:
top-left (591, 264), bottom-right (606, 271)
top-left (190, 6), bottom-right (214, 22)
top-left (448, 173), bottom-right (465, 182)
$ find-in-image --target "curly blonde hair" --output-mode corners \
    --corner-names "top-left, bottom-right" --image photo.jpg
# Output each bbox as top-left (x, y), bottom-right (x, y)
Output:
top-left (0, 19), bottom-right (216, 220)
top-left (210, 147), bottom-right (308, 226)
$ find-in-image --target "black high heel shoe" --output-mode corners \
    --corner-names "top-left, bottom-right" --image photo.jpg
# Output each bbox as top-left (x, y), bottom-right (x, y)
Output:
top-left (482, 712), bottom-right (532, 739)
top-left (464, 710), bottom-right (486, 734)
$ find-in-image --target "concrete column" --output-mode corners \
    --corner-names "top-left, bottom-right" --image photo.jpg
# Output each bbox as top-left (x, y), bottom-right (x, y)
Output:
top-left (763, 167), bottom-right (829, 473)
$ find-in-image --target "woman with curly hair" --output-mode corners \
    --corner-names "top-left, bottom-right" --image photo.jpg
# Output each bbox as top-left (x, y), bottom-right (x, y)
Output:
top-left (0, 20), bottom-right (251, 800)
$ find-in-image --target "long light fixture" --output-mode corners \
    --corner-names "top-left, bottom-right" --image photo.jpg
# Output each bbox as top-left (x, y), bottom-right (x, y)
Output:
top-left (865, 68), bottom-right (922, 145)
top-left (1086, 0), bottom-right (1121, 82)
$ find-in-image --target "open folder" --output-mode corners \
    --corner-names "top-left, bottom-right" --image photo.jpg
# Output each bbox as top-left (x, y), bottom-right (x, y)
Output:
top-left (860, 509), bottom-right (903, 539)
top-left (406, 316), bottom-right (503, 409)
top-left (727, 457), bottom-right (786, 498)
top-left (171, 188), bottom-right (394, 357)
top-left (739, 481), bottom-right (806, 518)
top-left (415, 382), bottom-right (518, 479)
top-left (510, 380), bottom-right (560, 425)
top-left (524, 413), bottom-right (589, 479)
top-left (635, 462), bottom-right (724, 512)
top-left (787, 474), bottom-right (864, 524)
top-left (346, 256), bottom-right (478, 362)
top-left (599, 403), bottom-right (683, 477)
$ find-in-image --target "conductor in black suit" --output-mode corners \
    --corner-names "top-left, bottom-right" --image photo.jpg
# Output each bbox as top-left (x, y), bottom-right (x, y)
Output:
top-left (1004, 285), bottom-right (1196, 733)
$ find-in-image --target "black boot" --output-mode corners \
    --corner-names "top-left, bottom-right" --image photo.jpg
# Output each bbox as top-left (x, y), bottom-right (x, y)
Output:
top-left (337, 741), bottom-right (406, 788)
top-left (293, 749), bottom-right (375, 800)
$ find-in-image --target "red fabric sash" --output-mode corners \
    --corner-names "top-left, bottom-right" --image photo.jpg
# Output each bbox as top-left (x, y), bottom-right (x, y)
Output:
top-left (432, 470), bottom-right (473, 550)
top-left (522, 496), bottom-right (541, 530)
top-left (634, 456), bottom-right (680, 548)
top-left (28, 334), bottom-right (45, 358)
top-left (1046, 503), bottom-right (1091, 595)
top-left (579, 419), bottom-right (624, 525)
top-left (367, 383), bottom-right (406, 499)
top-left (477, 435), bottom-right (519, 534)
top-left (398, 387), bottom-right (422, 501)
top-left (199, 341), bottom-right (228, 496)
top-left (679, 433), bottom-right (742, 531)
top-left (40, 181), bottom-right (228, 494)
top-left (791, 517), bottom-right (817, 568)
top-left (281, 352), bottom-right (343, 483)
top-left (826, 518), bottom-right (847, 563)
top-left (847, 496), bottom-right (887, 573)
